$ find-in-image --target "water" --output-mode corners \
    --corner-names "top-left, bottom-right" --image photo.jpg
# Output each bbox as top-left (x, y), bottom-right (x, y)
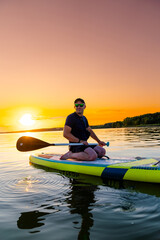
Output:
top-left (0, 127), bottom-right (160, 240)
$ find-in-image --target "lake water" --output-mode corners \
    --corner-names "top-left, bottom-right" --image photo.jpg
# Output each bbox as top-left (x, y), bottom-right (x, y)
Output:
top-left (0, 127), bottom-right (160, 240)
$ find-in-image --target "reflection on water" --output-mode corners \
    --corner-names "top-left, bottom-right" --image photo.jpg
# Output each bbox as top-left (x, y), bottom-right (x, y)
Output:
top-left (17, 211), bottom-right (48, 232)
top-left (0, 127), bottom-right (160, 240)
top-left (17, 163), bottom-right (98, 239)
top-left (67, 179), bottom-right (97, 240)
top-left (123, 127), bottom-right (160, 146)
top-left (16, 163), bottom-right (160, 239)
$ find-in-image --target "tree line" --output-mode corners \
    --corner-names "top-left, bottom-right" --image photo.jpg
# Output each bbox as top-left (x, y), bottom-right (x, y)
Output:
top-left (103, 112), bottom-right (160, 128)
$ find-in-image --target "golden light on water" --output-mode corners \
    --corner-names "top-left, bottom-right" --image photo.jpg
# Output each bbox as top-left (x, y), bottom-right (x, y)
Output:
top-left (17, 176), bottom-right (39, 192)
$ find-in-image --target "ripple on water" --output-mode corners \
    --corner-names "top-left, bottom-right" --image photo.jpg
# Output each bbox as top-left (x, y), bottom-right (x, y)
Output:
top-left (1, 169), bottom-right (70, 209)
top-left (91, 185), bottom-right (160, 240)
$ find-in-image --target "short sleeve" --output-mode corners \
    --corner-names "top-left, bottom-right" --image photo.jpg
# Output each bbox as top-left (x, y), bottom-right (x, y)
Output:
top-left (65, 114), bottom-right (74, 128)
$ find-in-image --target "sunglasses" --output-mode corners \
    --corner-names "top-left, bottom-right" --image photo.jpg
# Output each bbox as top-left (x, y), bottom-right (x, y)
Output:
top-left (75, 103), bottom-right (84, 107)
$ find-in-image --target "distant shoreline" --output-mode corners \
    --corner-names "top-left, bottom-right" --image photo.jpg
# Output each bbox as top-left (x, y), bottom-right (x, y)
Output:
top-left (1, 112), bottom-right (160, 134)
top-left (91, 123), bottom-right (160, 129)
top-left (0, 127), bottom-right (63, 134)
top-left (0, 124), bottom-right (160, 135)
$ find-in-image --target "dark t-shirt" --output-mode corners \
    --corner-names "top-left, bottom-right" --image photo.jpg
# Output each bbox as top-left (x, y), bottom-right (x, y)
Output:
top-left (65, 112), bottom-right (90, 141)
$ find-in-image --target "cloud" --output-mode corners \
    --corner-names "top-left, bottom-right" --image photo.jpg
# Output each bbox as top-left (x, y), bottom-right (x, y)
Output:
top-left (33, 116), bottom-right (65, 120)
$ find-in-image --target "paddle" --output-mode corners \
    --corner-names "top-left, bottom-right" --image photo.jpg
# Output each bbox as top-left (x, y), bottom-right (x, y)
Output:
top-left (16, 136), bottom-right (110, 152)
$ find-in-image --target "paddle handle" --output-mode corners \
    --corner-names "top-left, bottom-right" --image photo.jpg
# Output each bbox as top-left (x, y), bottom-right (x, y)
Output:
top-left (53, 142), bottom-right (110, 147)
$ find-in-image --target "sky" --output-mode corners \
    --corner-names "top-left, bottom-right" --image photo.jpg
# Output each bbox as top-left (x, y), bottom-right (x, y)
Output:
top-left (0, 0), bottom-right (160, 132)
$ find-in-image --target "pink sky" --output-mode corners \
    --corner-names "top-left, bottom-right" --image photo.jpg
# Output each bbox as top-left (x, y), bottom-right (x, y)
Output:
top-left (0, 0), bottom-right (160, 131)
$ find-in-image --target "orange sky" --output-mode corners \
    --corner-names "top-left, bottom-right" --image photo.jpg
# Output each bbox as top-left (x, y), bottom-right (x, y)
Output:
top-left (0, 0), bottom-right (160, 132)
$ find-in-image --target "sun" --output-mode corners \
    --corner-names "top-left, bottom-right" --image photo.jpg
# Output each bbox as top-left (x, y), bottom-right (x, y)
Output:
top-left (19, 113), bottom-right (35, 126)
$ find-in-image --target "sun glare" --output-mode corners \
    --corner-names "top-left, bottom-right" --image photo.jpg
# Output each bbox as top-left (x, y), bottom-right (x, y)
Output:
top-left (19, 113), bottom-right (35, 126)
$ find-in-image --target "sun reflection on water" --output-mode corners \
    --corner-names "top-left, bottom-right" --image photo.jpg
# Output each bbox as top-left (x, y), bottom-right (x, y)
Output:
top-left (17, 176), bottom-right (39, 192)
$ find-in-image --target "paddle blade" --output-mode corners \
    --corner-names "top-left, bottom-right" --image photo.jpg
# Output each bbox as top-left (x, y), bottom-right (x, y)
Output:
top-left (16, 136), bottom-right (51, 152)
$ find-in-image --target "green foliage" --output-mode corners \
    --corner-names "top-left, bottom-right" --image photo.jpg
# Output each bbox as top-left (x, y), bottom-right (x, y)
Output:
top-left (123, 112), bottom-right (160, 127)
top-left (104, 112), bottom-right (160, 128)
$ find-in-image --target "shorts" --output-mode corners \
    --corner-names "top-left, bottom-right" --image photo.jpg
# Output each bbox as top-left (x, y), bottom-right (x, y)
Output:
top-left (70, 145), bottom-right (96, 153)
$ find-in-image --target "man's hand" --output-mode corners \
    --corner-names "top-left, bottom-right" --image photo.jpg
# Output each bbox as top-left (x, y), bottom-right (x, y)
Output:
top-left (98, 141), bottom-right (106, 147)
top-left (80, 140), bottom-right (88, 145)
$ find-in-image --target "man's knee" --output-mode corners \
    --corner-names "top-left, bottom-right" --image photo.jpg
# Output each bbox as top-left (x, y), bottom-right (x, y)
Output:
top-left (84, 148), bottom-right (98, 161)
top-left (99, 148), bottom-right (106, 157)
top-left (94, 146), bottom-right (106, 158)
top-left (88, 152), bottom-right (98, 161)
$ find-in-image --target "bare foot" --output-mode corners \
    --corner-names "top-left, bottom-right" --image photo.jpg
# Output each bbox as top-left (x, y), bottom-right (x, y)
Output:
top-left (60, 151), bottom-right (72, 160)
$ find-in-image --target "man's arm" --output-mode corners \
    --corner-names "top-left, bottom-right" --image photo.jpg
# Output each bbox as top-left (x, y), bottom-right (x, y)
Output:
top-left (87, 127), bottom-right (106, 147)
top-left (63, 125), bottom-right (80, 143)
top-left (63, 125), bottom-right (88, 145)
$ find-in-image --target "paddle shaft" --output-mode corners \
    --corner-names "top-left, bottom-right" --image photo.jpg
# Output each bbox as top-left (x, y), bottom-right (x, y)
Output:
top-left (16, 136), bottom-right (109, 152)
top-left (52, 143), bottom-right (109, 146)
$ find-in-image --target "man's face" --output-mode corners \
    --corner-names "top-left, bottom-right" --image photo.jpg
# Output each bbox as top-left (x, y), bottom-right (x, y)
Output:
top-left (74, 101), bottom-right (86, 115)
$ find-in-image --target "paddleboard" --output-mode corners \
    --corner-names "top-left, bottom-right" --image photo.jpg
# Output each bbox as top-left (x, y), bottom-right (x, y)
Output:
top-left (29, 154), bottom-right (160, 183)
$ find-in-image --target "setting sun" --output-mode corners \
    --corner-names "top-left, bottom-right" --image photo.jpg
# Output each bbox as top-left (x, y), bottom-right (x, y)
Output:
top-left (19, 113), bottom-right (35, 126)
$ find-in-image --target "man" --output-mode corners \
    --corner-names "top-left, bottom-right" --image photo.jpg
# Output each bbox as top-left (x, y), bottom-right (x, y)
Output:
top-left (60, 98), bottom-right (106, 161)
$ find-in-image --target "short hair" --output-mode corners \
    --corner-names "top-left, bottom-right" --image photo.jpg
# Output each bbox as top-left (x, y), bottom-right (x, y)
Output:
top-left (74, 98), bottom-right (85, 104)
